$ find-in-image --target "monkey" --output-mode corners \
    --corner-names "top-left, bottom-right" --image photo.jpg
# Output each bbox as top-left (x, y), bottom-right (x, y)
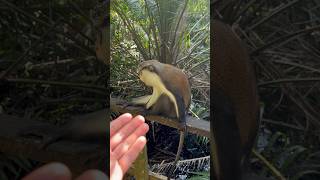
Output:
top-left (130, 60), bottom-right (191, 180)
top-left (211, 20), bottom-right (260, 180)
top-left (95, 14), bottom-right (109, 65)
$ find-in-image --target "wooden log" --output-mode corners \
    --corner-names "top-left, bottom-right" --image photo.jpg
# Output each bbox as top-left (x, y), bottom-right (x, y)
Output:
top-left (110, 97), bottom-right (210, 138)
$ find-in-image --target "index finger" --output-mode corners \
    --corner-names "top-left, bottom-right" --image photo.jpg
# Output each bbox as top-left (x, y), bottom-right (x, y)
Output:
top-left (110, 113), bottom-right (132, 137)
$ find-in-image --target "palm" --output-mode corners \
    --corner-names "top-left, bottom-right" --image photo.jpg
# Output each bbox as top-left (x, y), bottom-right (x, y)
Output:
top-left (110, 113), bottom-right (149, 180)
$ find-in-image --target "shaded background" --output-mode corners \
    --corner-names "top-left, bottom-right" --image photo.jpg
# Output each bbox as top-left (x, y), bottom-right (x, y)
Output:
top-left (213, 0), bottom-right (320, 179)
top-left (0, 0), bottom-right (108, 179)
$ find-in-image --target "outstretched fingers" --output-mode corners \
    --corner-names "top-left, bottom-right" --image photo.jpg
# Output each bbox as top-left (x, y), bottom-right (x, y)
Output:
top-left (118, 136), bottom-right (147, 173)
top-left (113, 121), bottom-right (149, 160)
top-left (110, 115), bottom-right (146, 151)
top-left (110, 113), bottom-right (133, 137)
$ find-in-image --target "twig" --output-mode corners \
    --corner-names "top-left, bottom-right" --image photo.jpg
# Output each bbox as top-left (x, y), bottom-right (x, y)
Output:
top-left (0, 0), bottom-right (95, 55)
top-left (252, 149), bottom-right (286, 180)
top-left (251, 25), bottom-right (320, 55)
top-left (258, 77), bottom-right (320, 87)
top-left (29, 59), bottom-right (75, 68)
top-left (262, 118), bottom-right (305, 131)
top-left (5, 78), bottom-right (107, 94)
top-left (0, 19), bottom-right (61, 79)
top-left (247, 0), bottom-right (302, 31)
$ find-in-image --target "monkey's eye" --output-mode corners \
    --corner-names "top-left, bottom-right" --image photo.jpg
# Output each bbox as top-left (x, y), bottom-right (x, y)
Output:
top-left (147, 65), bottom-right (154, 72)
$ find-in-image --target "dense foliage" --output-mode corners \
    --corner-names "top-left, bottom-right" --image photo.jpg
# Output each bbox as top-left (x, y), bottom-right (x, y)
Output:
top-left (0, 0), bottom-right (107, 179)
top-left (1, 0), bottom-right (319, 179)
top-left (111, 0), bottom-right (210, 178)
top-left (214, 0), bottom-right (320, 179)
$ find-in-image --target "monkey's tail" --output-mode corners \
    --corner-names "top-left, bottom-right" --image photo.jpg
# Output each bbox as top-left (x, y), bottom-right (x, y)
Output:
top-left (212, 89), bottom-right (242, 180)
top-left (167, 131), bottom-right (186, 180)
top-left (167, 94), bottom-right (187, 180)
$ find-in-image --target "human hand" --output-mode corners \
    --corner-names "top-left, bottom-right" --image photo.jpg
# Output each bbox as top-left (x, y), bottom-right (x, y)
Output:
top-left (110, 113), bottom-right (149, 180)
top-left (22, 113), bottom-right (148, 180)
top-left (22, 162), bottom-right (108, 180)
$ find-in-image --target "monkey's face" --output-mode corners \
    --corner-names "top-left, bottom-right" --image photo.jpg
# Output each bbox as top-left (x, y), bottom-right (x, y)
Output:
top-left (139, 67), bottom-right (158, 87)
top-left (137, 60), bottom-right (163, 87)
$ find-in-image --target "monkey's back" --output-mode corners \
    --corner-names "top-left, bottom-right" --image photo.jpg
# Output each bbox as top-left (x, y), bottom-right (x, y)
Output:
top-left (160, 63), bottom-right (191, 110)
top-left (212, 20), bottom-right (259, 158)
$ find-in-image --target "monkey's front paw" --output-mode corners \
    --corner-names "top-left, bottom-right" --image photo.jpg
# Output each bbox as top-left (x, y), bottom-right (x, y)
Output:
top-left (139, 109), bottom-right (150, 117)
top-left (122, 102), bottom-right (134, 108)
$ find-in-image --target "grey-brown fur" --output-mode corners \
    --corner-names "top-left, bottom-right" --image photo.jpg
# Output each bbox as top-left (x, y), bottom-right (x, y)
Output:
top-left (136, 60), bottom-right (191, 179)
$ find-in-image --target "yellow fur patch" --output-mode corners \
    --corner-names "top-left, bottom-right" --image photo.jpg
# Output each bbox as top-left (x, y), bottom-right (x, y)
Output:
top-left (139, 69), bottom-right (179, 117)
